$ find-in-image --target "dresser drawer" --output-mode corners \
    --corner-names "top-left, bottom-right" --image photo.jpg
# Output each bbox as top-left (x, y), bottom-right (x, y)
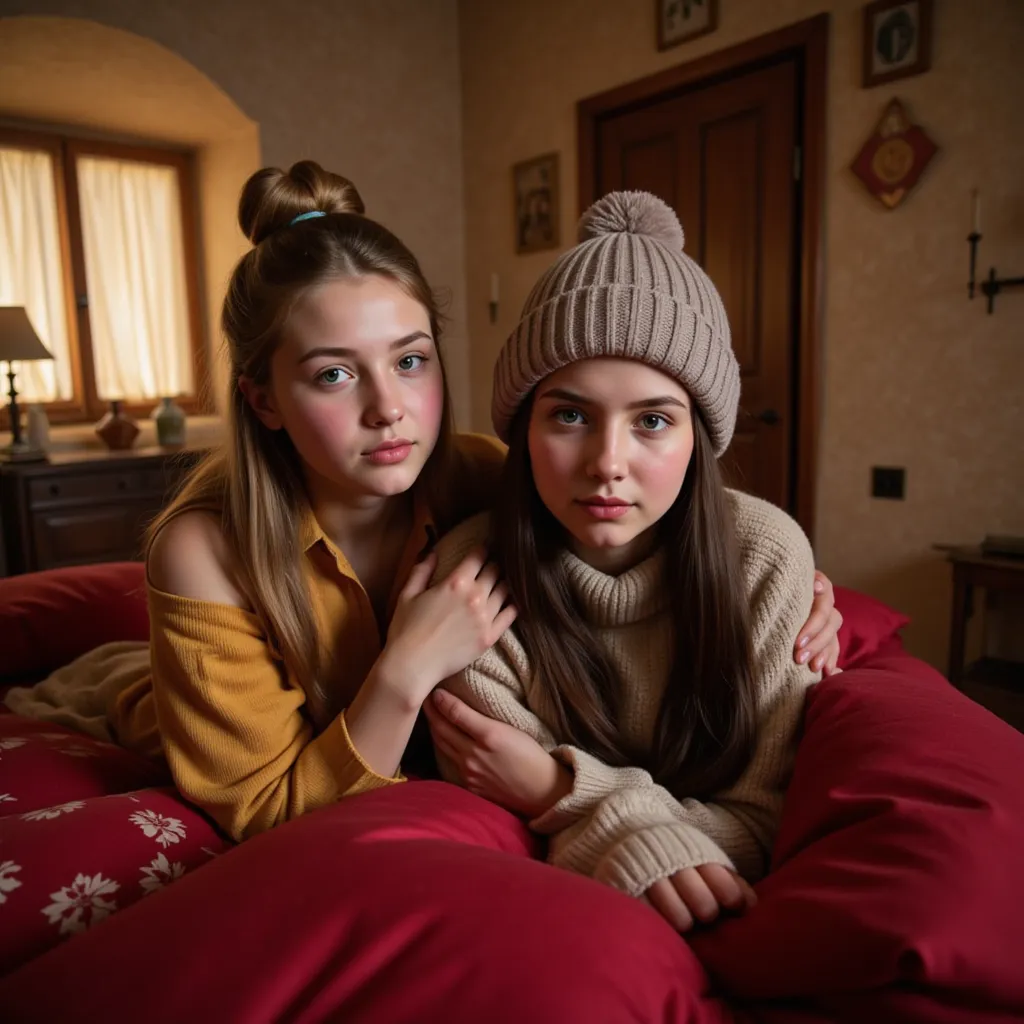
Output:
top-left (27, 469), bottom-right (156, 509)
top-left (30, 501), bottom-right (158, 569)
top-left (2, 446), bottom-right (207, 576)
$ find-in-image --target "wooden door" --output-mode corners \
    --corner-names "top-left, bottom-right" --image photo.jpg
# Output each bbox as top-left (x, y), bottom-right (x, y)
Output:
top-left (594, 58), bottom-right (799, 510)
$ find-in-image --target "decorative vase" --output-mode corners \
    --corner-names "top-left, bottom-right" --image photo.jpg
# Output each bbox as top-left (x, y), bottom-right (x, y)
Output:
top-left (153, 396), bottom-right (187, 447)
top-left (26, 404), bottom-right (50, 451)
top-left (94, 400), bottom-right (140, 451)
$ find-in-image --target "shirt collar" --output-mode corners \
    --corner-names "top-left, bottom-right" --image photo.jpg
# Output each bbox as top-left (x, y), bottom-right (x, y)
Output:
top-left (298, 489), bottom-right (437, 588)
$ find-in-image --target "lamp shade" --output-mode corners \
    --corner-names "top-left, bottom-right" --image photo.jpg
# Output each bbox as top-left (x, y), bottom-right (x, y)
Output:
top-left (0, 307), bottom-right (54, 363)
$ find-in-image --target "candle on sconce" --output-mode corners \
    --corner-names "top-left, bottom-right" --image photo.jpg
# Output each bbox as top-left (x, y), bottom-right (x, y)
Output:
top-left (971, 189), bottom-right (981, 235)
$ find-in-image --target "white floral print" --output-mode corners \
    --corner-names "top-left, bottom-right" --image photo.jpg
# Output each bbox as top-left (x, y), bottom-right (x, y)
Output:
top-left (21, 800), bottom-right (86, 822)
top-left (0, 861), bottom-right (23, 905)
top-left (138, 853), bottom-right (186, 895)
top-left (0, 793), bottom-right (16, 804)
top-left (129, 809), bottom-right (187, 848)
top-left (41, 873), bottom-right (119, 936)
top-left (0, 738), bottom-right (27, 754)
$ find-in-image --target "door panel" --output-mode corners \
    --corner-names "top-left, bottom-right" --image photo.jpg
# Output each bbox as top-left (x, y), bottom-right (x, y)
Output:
top-left (595, 59), bottom-right (798, 509)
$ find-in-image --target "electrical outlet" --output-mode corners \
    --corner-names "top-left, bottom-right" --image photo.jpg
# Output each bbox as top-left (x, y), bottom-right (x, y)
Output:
top-left (871, 466), bottom-right (906, 500)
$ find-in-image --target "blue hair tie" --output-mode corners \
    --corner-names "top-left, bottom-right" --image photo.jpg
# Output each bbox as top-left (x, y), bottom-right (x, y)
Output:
top-left (290, 210), bottom-right (328, 226)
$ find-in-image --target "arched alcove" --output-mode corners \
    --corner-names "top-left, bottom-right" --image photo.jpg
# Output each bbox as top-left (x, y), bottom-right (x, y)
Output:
top-left (0, 15), bottom-right (261, 410)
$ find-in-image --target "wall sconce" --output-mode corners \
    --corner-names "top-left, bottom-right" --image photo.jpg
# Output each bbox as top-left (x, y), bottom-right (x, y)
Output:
top-left (967, 190), bottom-right (1023, 314)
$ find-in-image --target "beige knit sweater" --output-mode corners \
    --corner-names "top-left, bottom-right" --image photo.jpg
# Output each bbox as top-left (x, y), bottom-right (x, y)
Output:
top-left (432, 489), bottom-right (819, 898)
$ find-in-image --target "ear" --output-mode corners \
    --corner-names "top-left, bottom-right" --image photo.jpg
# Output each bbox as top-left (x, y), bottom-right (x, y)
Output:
top-left (238, 375), bottom-right (284, 431)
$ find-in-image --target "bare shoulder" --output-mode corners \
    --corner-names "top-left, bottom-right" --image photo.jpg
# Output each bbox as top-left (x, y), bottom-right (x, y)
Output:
top-left (431, 512), bottom-right (494, 585)
top-left (147, 510), bottom-right (250, 608)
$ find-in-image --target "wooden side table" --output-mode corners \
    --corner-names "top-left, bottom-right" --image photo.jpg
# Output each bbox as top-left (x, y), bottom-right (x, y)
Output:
top-left (939, 545), bottom-right (1024, 686)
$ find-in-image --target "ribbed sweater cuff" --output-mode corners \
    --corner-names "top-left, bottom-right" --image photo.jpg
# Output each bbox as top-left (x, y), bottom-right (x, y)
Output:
top-left (336, 712), bottom-right (406, 792)
top-left (531, 746), bottom-right (652, 833)
top-left (595, 822), bottom-right (734, 898)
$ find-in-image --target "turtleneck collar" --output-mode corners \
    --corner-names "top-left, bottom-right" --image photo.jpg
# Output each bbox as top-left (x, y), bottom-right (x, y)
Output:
top-left (558, 548), bottom-right (668, 627)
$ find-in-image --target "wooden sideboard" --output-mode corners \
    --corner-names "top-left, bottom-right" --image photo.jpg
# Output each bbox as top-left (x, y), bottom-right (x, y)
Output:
top-left (0, 447), bottom-right (204, 576)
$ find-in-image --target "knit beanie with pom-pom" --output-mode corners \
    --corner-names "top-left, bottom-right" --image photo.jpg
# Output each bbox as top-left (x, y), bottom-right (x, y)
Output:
top-left (490, 190), bottom-right (741, 456)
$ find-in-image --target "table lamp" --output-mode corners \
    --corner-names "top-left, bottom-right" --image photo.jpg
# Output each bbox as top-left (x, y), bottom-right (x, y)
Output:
top-left (0, 307), bottom-right (54, 462)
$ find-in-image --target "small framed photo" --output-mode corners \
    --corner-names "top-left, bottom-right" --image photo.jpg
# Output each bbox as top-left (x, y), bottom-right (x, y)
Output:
top-left (513, 152), bottom-right (560, 255)
top-left (862, 0), bottom-right (933, 88)
top-left (657, 0), bottom-right (719, 51)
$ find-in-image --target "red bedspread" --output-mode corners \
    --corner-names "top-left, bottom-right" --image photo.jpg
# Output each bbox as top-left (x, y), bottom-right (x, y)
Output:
top-left (1, 565), bottom-right (1022, 1023)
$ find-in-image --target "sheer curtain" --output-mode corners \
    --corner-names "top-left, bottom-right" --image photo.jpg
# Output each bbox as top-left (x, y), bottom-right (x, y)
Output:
top-left (76, 156), bottom-right (193, 400)
top-left (0, 146), bottom-right (73, 402)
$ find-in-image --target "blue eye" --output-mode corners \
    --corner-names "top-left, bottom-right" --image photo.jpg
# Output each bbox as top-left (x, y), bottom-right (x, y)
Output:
top-left (316, 366), bottom-right (351, 386)
top-left (554, 408), bottom-right (585, 425)
top-left (638, 413), bottom-right (669, 432)
top-left (397, 354), bottom-right (425, 371)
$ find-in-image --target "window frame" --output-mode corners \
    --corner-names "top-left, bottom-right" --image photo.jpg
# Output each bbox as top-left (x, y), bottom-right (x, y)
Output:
top-left (0, 125), bottom-right (209, 427)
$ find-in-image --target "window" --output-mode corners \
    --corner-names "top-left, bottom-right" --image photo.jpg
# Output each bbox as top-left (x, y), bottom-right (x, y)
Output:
top-left (0, 127), bottom-right (206, 424)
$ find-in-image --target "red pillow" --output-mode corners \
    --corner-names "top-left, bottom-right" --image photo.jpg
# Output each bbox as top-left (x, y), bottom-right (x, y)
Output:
top-left (0, 716), bottom-right (167, 818)
top-left (833, 584), bottom-right (909, 669)
top-left (0, 563), bottom-right (148, 682)
top-left (690, 652), bottom-right (1024, 1022)
top-left (0, 782), bottom-right (731, 1023)
top-left (0, 786), bottom-right (230, 976)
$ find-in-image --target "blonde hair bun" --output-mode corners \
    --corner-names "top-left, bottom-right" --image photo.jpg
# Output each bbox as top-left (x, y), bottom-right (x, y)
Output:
top-left (238, 160), bottom-right (365, 245)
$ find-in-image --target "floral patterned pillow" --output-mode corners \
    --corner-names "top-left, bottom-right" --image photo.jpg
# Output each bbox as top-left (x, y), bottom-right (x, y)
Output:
top-left (0, 716), bottom-right (168, 816)
top-left (0, 786), bottom-right (230, 975)
top-left (0, 716), bottom-right (231, 975)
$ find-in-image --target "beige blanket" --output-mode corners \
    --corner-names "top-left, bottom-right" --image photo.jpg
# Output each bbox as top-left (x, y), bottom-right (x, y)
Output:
top-left (4, 641), bottom-right (150, 743)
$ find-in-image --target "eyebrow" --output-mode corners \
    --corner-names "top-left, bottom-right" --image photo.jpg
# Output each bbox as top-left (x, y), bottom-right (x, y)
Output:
top-left (537, 387), bottom-right (689, 411)
top-left (297, 331), bottom-right (431, 364)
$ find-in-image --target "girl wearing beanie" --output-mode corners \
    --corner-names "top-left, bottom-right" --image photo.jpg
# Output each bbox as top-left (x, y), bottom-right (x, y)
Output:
top-left (425, 192), bottom-right (825, 932)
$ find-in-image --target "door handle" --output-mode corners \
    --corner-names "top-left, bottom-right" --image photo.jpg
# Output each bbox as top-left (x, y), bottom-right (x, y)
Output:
top-left (755, 409), bottom-right (780, 425)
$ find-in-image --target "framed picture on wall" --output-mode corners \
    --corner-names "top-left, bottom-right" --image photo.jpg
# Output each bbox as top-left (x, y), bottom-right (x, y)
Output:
top-left (862, 0), bottom-right (933, 88)
top-left (657, 0), bottom-right (719, 51)
top-left (513, 152), bottom-right (560, 255)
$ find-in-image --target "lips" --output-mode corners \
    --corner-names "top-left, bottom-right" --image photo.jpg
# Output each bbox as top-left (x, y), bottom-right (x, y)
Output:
top-left (576, 496), bottom-right (633, 520)
top-left (364, 439), bottom-right (414, 465)
top-left (579, 496), bottom-right (629, 506)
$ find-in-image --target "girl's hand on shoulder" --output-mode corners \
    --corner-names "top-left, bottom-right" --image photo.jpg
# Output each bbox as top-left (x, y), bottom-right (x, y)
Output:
top-left (380, 549), bottom-right (517, 707)
top-left (646, 864), bottom-right (757, 934)
top-left (794, 570), bottom-right (843, 675)
top-left (424, 689), bottom-right (572, 817)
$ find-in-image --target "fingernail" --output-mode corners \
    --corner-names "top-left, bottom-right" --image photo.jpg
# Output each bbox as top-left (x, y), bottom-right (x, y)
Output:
top-left (813, 655), bottom-right (823, 671)
top-left (798, 635), bottom-right (809, 648)
top-left (799, 651), bottom-right (810, 664)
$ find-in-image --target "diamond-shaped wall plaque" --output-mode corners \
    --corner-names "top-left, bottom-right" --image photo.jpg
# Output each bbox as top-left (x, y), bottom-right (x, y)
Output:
top-left (851, 99), bottom-right (938, 209)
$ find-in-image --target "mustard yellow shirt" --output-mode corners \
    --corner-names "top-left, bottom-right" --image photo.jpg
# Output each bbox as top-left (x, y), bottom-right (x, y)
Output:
top-left (110, 433), bottom-right (506, 841)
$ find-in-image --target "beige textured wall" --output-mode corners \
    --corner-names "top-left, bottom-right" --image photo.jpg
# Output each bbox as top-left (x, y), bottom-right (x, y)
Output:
top-left (0, 0), bottom-right (472, 424)
top-left (459, 0), bottom-right (1024, 670)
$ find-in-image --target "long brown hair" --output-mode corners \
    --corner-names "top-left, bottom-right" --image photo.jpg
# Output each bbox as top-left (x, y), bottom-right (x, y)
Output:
top-left (148, 161), bottom-right (455, 719)
top-left (493, 394), bottom-right (758, 798)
